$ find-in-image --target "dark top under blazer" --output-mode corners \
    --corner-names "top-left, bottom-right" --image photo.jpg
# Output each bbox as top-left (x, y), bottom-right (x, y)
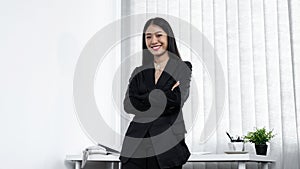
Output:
top-left (120, 57), bottom-right (192, 168)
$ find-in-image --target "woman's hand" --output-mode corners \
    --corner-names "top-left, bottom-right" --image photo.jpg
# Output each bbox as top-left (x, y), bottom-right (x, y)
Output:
top-left (171, 81), bottom-right (180, 91)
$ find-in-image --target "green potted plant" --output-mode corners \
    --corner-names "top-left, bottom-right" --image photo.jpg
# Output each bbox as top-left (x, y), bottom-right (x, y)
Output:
top-left (244, 127), bottom-right (275, 155)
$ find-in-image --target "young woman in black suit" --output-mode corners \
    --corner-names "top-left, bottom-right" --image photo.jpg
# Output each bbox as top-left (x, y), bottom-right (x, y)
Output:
top-left (120, 17), bottom-right (192, 169)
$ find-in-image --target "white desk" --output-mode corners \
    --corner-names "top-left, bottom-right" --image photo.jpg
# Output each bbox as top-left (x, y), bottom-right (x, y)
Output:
top-left (65, 153), bottom-right (274, 169)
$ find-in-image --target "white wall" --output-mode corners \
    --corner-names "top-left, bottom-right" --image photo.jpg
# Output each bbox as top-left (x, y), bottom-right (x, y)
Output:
top-left (0, 0), bottom-right (119, 168)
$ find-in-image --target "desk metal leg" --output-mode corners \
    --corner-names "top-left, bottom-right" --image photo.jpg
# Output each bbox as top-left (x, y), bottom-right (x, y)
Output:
top-left (261, 163), bottom-right (268, 169)
top-left (238, 162), bottom-right (246, 169)
top-left (110, 162), bottom-right (121, 169)
top-left (75, 161), bottom-right (81, 169)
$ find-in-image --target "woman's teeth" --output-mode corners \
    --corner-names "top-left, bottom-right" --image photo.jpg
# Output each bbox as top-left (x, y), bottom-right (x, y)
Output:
top-left (152, 46), bottom-right (161, 50)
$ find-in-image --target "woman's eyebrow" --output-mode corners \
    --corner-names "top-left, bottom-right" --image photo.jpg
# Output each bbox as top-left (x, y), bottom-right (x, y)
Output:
top-left (145, 31), bottom-right (163, 35)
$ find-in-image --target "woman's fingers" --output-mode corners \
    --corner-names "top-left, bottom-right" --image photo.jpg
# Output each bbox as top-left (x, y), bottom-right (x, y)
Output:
top-left (171, 81), bottom-right (180, 91)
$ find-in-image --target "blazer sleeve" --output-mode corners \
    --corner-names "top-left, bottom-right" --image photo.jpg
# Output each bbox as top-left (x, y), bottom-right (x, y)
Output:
top-left (123, 67), bottom-right (151, 115)
top-left (124, 62), bottom-right (192, 116)
top-left (162, 61), bottom-right (192, 115)
top-left (180, 61), bottom-right (192, 105)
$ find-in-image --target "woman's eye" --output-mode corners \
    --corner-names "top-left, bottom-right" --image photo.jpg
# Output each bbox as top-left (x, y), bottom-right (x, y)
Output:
top-left (146, 36), bottom-right (151, 39)
top-left (156, 34), bottom-right (163, 37)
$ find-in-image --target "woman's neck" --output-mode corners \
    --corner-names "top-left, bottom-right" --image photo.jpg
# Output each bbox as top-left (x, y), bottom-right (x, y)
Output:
top-left (153, 52), bottom-right (169, 64)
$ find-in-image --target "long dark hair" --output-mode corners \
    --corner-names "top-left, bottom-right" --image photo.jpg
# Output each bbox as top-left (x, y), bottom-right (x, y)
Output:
top-left (142, 17), bottom-right (181, 65)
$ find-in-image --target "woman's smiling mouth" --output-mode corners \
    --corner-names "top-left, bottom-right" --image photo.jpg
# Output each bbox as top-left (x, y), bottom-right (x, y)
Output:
top-left (151, 45), bottom-right (161, 51)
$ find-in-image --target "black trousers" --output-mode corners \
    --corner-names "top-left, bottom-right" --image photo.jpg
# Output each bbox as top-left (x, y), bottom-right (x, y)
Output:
top-left (121, 132), bottom-right (183, 169)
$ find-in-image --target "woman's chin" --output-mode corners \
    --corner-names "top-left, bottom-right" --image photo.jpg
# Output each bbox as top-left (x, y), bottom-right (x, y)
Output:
top-left (150, 50), bottom-right (167, 57)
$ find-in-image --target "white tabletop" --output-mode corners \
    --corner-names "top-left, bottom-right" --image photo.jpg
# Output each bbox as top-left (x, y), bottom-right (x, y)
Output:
top-left (66, 154), bottom-right (119, 162)
top-left (66, 153), bottom-right (275, 163)
top-left (188, 154), bottom-right (274, 162)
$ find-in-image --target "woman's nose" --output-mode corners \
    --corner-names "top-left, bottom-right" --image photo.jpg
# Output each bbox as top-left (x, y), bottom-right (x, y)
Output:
top-left (151, 36), bottom-right (158, 44)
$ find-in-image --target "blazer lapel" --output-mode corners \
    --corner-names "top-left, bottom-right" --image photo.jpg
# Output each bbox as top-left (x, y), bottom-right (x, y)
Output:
top-left (156, 58), bottom-right (178, 89)
top-left (143, 63), bottom-right (156, 90)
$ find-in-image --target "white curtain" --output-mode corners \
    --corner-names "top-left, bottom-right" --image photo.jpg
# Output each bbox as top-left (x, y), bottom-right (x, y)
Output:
top-left (120, 0), bottom-right (300, 169)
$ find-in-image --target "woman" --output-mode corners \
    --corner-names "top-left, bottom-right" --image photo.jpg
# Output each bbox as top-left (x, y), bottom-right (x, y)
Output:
top-left (120, 17), bottom-right (192, 169)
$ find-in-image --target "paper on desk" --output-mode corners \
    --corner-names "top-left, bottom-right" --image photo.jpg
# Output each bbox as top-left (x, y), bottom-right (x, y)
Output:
top-left (81, 145), bottom-right (120, 168)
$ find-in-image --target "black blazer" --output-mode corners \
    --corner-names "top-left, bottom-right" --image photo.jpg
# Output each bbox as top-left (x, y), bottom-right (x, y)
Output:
top-left (120, 57), bottom-right (192, 168)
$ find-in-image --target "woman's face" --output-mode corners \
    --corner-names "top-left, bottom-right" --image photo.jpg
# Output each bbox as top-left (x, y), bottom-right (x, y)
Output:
top-left (145, 24), bottom-right (168, 57)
